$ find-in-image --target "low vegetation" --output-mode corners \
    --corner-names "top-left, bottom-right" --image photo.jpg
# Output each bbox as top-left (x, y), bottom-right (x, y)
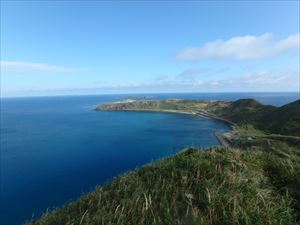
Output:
top-left (28, 143), bottom-right (299, 225)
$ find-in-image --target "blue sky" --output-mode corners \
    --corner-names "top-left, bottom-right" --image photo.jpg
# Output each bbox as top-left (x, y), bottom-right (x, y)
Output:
top-left (1, 1), bottom-right (299, 97)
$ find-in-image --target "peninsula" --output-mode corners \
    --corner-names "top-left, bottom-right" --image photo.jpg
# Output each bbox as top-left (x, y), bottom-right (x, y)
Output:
top-left (96, 98), bottom-right (300, 145)
top-left (96, 99), bottom-right (233, 124)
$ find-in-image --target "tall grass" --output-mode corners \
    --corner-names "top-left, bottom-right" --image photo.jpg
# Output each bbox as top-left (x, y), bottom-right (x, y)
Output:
top-left (27, 146), bottom-right (299, 225)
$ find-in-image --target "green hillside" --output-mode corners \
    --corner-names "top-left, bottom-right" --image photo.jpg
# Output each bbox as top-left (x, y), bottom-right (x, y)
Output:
top-left (263, 100), bottom-right (300, 136)
top-left (28, 145), bottom-right (299, 225)
top-left (216, 98), bottom-right (275, 125)
top-left (215, 99), bottom-right (300, 136)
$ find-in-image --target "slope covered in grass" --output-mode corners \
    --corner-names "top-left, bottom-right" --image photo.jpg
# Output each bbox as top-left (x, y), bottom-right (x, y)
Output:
top-left (218, 99), bottom-right (300, 136)
top-left (28, 146), bottom-right (299, 225)
top-left (216, 99), bottom-right (275, 126)
top-left (263, 99), bottom-right (300, 136)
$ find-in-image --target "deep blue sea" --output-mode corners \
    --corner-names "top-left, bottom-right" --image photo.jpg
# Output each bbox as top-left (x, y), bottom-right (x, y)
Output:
top-left (0, 92), bottom-right (298, 225)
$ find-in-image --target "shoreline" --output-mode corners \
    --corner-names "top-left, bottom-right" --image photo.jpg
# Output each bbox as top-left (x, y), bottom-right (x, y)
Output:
top-left (99, 108), bottom-right (235, 127)
top-left (100, 108), bottom-right (196, 115)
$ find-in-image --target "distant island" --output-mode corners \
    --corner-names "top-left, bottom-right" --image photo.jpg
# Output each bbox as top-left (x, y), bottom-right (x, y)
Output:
top-left (28, 98), bottom-right (300, 225)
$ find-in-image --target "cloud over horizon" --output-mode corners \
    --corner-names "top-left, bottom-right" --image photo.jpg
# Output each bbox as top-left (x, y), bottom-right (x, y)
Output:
top-left (107, 68), bottom-right (299, 92)
top-left (21, 68), bottom-right (297, 95)
top-left (4, 67), bottom-right (297, 97)
top-left (176, 33), bottom-right (300, 61)
top-left (1, 61), bottom-right (90, 73)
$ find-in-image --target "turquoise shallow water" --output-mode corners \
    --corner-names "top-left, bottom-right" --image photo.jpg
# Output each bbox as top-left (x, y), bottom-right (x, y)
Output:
top-left (0, 93), bottom-right (298, 224)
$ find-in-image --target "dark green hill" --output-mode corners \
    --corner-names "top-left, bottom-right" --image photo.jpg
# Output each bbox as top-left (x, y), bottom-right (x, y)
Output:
top-left (263, 100), bottom-right (300, 136)
top-left (218, 99), bottom-right (300, 136)
top-left (228, 98), bottom-right (265, 109)
top-left (217, 98), bottom-right (275, 125)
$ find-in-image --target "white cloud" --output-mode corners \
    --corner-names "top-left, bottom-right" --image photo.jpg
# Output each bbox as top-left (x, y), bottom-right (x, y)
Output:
top-left (89, 69), bottom-right (299, 92)
top-left (176, 33), bottom-right (300, 61)
top-left (210, 81), bottom-right (220, 86)
top-left (154, 74), bottom-right (170, 83)
top-left (1, 61), bottom-right (90, 72)
top-left (177, 67), bottom-right (229, 81)
top-left (177, 67), bottom-right (210, 80)
top-left (239, 70), bottom-right (299, 87)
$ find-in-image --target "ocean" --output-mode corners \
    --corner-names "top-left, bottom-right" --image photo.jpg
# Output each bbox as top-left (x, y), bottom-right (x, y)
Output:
top-left (0, 92), bottom-right (298, 225)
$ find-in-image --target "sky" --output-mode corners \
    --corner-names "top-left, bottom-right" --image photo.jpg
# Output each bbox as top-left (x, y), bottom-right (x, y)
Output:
top-left (1, 1), bottom-right (299, 97)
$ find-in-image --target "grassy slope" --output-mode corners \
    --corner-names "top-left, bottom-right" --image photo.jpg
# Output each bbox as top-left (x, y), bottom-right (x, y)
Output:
top-left (216, 99), bottom-right (275, 126)
top-left (263, 100), bottom-right (300, 136)
top-left (217, 99), bottom-right (300, 136)
top-left (28, 146), bottom-right (299, 225)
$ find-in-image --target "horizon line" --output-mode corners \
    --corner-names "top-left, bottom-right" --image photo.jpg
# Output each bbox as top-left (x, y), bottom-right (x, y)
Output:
top-left (1, 91), bottom-right (300, 99)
